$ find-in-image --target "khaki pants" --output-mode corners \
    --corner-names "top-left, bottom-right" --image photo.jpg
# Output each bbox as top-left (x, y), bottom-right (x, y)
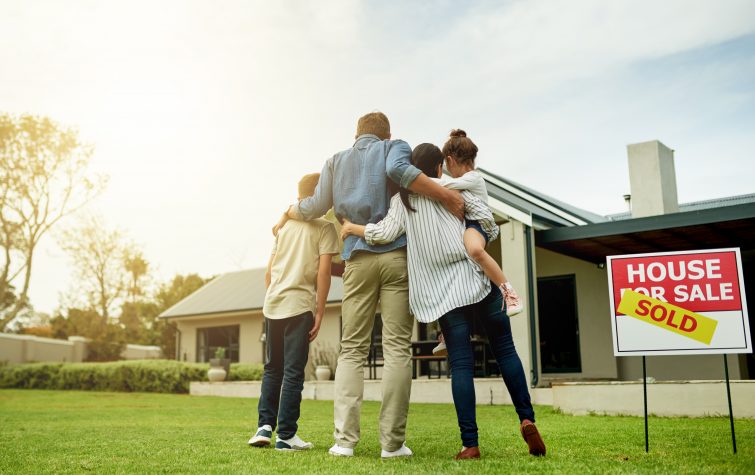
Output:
top-left (333, 248), bottom-right (413, 452)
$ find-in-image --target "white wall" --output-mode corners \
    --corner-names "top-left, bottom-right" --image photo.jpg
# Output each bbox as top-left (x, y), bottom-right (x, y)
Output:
top-left (174, 305), bottom-right (343, 365)
top-left (0, 333), bottom-right (160, 363)
top-left (497, 220), bottom-right (537, 387)
top-left (534, 248), bottom-right (745, 381)
top-left (535, 247), bottom-right (619, 381)
top-left (617, 354), bottom-right (742, 381)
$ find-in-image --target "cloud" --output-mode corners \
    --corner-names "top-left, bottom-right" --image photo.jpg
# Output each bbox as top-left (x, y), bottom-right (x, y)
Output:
top-left (2, 1), bottom-right (754, 312)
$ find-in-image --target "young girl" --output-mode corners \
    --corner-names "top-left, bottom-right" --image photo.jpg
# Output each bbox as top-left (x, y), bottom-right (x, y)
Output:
top-left (441, 129), bottom-right (523, 317)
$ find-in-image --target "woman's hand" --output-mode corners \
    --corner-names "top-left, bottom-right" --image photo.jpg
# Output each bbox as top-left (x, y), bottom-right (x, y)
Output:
top-left (340, 219), bottom-right (355, 241)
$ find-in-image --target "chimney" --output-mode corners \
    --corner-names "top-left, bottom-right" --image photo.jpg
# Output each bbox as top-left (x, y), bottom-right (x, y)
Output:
top-left (626, 140), bottom-right (679, 218)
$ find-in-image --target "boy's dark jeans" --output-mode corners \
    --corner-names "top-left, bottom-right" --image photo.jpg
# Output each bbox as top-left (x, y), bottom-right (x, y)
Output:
top-left (439, 285), bottom-right (535, 449)
top-left (258, 312), bottom-right (312, 440)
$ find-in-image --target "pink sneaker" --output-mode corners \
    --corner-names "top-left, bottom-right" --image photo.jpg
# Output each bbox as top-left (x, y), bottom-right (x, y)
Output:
top-left (501, 282), bottom-right (523, 316)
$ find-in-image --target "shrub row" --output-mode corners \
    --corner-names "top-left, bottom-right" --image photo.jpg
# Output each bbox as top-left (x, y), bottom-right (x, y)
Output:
top-left (0, 359), bottom-right (263, 394)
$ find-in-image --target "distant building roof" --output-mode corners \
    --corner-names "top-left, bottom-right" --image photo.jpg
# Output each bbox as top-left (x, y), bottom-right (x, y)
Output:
top-left (478, 168), bottom-right (608, 229)
top-left (159, 268), bottom-right (345, 319)
top-left (607, 193), bottom-right (755, 221)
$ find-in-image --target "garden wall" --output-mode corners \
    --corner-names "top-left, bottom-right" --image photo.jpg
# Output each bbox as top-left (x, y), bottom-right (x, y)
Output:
top-left (0, 333), bottom-right (160, 363)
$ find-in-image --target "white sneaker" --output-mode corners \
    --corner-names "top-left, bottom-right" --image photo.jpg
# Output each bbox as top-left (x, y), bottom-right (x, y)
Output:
top-left (275, 434), bottom-right (314, 451)
top-left (432, 341), bottom-right (448, 357)
top-left (328, 443), bottom-right (354, 457)
top-left (248, 424), bottom-right (273, 447)
top-left (381, 443), bottom-right (413, 458)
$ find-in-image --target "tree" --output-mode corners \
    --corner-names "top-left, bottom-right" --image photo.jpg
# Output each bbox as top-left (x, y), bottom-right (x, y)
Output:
top-left (0, 113), bottom-right (104, 330)
top-left (59, 215), bottom-right (127, 321)
top-left (154, 274), bottom-right (209, 312)
top-left (123, 249), bottom-right (149, 303)
top-left (149, 274), bottom-right (210, 358)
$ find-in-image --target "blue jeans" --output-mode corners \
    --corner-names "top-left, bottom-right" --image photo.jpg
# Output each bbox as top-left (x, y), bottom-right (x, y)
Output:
top-left (439, 285), bottom-right (535, 448)
top-left (257, 312), bottom-right (312, 440)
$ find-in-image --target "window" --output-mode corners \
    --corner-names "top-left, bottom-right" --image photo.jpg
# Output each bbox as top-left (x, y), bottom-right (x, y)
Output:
top-left (537, 275), bottom-right (581, 373)
top-left (196, 325), bottom-right (240, 363)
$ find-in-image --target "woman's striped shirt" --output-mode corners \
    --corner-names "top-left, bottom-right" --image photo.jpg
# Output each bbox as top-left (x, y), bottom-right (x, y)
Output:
top-left (364, 191), bottom-right (499, 323)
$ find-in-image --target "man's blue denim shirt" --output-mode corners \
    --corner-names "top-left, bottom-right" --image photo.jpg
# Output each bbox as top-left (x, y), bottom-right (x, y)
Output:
top-left (292, 134), bottom-right (421, 261)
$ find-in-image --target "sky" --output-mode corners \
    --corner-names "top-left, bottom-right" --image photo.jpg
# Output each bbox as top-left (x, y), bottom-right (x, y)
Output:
top-left (1, 0), bottom-right (754, 315)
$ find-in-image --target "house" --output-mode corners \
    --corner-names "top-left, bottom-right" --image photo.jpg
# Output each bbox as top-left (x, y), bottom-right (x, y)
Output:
top-left (159, 268), bottom-right (344, 364)
top-left (161, 139), bottom-right (755, 386)
top-left (486, 140), bottom-right (754, 386)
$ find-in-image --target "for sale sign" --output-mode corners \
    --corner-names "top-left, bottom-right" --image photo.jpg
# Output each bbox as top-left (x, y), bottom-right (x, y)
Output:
top-left (607, 248), bottom-right (751, 356)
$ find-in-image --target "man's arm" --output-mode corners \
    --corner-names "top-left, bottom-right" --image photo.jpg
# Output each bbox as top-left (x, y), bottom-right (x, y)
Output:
top-left (310, 254), bottom-right (333, 342)
top-left (273, 158), bottom-right (335, 236)
top-left (384, 140), bottom-right (464, 219)
top-left (291, 158), bottom-right (334, 220)
top-left (408, 174), bottom-right (464, 220)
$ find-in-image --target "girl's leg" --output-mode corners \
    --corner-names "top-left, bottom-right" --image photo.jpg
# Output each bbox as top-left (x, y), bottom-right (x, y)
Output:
top-left (439, 308), bottom-right (478, 449)
top-left (463, 228), bottom-right (506, 286)
top-left (464, 228), bottom-right (523, 313)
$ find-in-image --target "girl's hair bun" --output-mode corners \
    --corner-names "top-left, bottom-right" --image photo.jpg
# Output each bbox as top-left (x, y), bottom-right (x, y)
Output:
top-left (449, 129), bottom-right (467, 138)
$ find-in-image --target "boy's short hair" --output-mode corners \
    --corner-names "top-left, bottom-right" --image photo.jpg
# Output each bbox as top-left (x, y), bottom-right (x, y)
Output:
top-left (298, 173), bottom-right (320, 199)
top-left (356, 112), bottom-right (390, 140)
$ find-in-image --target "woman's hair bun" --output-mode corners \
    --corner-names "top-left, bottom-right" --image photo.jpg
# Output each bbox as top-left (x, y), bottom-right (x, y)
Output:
top-left (449, 129), bottom-right (467, 138)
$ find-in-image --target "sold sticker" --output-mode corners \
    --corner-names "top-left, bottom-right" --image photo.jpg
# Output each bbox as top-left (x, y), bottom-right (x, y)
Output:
top-left (617, 289), bottom-right (718, 345)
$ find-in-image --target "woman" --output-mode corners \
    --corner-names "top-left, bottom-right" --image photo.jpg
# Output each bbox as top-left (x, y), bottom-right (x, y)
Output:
top-left (341, 143), bottom-right (546, 460)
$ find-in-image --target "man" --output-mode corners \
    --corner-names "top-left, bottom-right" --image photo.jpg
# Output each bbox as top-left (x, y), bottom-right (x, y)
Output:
top-left (274, 112), bottom-right (462, 458)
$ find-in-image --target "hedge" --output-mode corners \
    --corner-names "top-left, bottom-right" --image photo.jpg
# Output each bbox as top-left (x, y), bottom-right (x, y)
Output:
top-left (0, 360), bottom-right (263, 394)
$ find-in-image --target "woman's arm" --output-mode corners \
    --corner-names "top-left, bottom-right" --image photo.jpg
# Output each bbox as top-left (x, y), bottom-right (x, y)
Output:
top-left (364, 195), bottom-right (407, 245)
top-left (340, 220), bottom-right (366, 240)
top-left (340, 195), bottom-right (407, 245)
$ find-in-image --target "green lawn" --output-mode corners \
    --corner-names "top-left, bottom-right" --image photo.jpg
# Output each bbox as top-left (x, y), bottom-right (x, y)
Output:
top-left (0, 390), bottom-right (753, 474)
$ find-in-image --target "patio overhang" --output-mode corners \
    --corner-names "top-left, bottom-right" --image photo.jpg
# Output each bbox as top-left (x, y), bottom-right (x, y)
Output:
top-left (535, 203), bottom-right (755, 264)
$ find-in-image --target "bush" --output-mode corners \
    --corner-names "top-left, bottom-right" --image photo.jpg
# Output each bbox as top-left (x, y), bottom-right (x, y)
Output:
top-left (0, 360), bottom-right (258, 394)
top-left (228, 363), bottom-right (263, 381)
top-left (0, 360), bottom-right (196, 393)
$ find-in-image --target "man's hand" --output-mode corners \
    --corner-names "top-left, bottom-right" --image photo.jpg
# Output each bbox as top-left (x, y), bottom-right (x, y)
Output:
top-left (272, 210), bottom-right (290, 237)
top-left (441, 189), bottom-right (464, 220)
top-left (308, 314), bottom-right (323, 342)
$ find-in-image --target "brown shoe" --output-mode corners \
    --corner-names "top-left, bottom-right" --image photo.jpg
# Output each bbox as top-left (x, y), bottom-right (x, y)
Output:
top-left (520, 420), bottom-right (546, 456)
top-left (454, 446), bottom-right (480, 460)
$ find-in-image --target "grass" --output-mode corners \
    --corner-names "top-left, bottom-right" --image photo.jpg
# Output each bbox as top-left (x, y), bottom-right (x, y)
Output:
top-left (0, 390), bottom-right (753, 474)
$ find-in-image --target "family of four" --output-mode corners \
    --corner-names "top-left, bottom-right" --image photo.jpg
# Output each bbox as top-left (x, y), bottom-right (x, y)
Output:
top-left (248, 112), bottom-right (545, 460)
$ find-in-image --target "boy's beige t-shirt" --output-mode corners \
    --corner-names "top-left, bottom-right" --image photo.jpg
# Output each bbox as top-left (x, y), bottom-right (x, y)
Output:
top-left (263, 218), bottom-right (339, 319)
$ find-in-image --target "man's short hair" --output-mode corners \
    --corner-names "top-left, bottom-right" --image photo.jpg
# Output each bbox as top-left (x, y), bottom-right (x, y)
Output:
top-left (356, 112), bottom-right (390, 140)
top-left (298, 173), bottom-right (320, 199)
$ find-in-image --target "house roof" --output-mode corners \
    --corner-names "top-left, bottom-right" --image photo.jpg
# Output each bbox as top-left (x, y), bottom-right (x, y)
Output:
top-left (536, 202), bottom-right (755, 263)
top-left (159, 268), bottom-right (345, 319)
top-left (478, 168), bottom-right (607, 229)
top-left (606, 193), bottom-right (755, 221)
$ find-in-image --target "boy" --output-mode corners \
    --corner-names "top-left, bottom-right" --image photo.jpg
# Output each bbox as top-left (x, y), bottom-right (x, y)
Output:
top-left (248, 173), bottom-right (339, 451)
